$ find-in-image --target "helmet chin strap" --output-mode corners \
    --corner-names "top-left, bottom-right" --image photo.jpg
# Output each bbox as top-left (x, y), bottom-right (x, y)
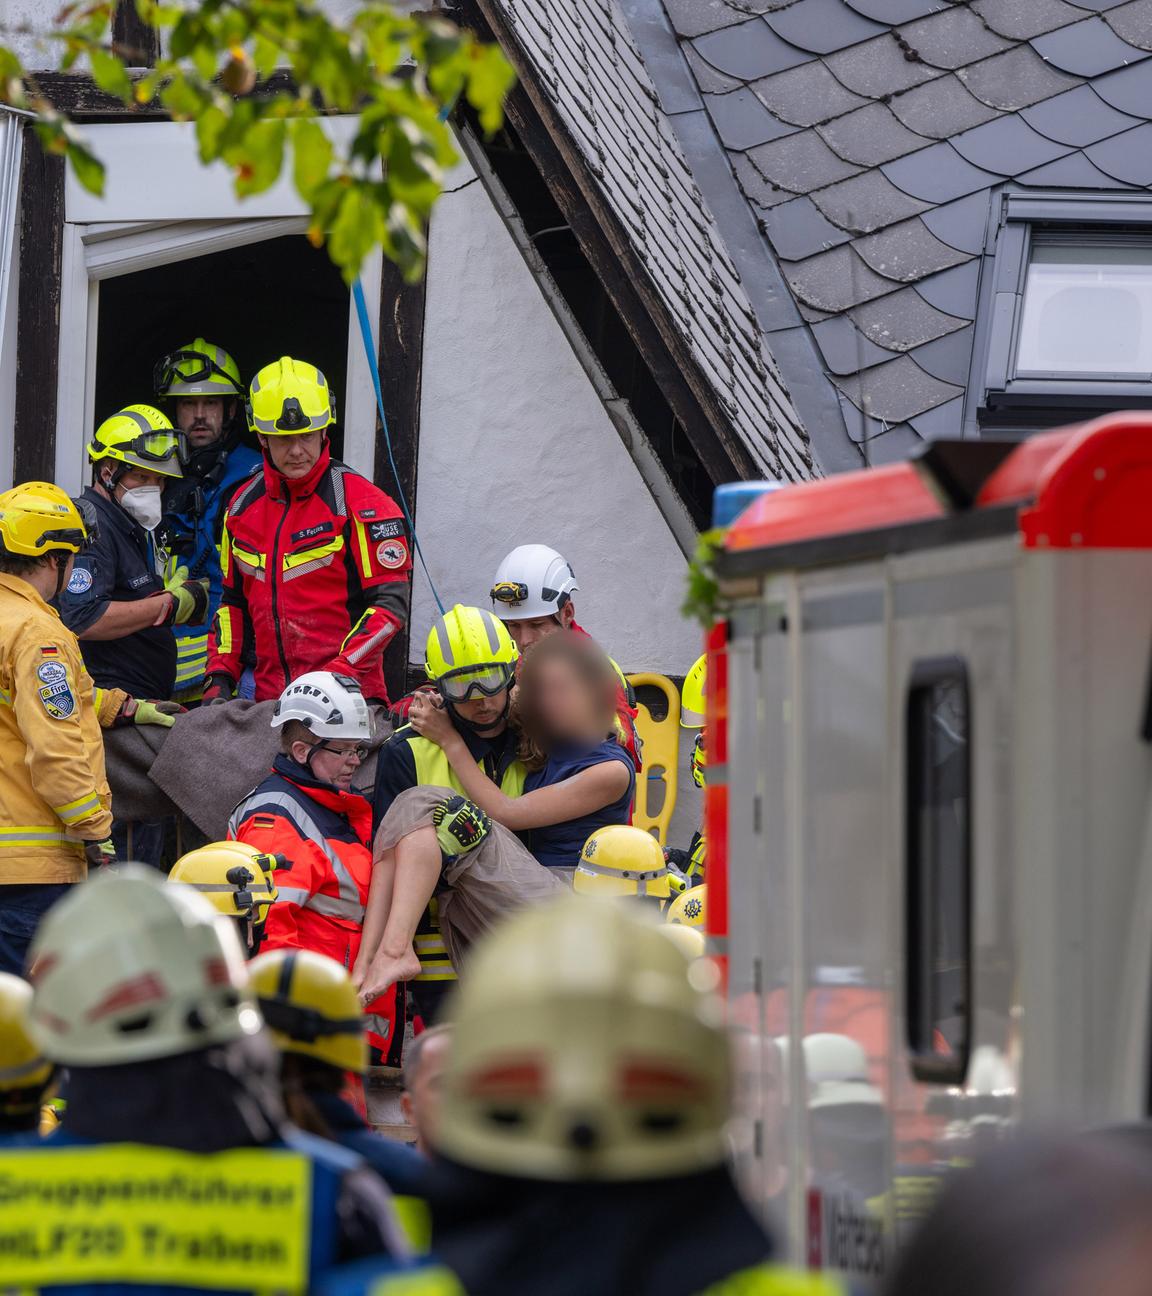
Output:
top-left (51, 553), bottom-right (69, 600)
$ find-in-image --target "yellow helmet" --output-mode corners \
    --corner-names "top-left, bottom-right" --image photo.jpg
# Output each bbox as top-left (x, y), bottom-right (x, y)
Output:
top-left (88, 404), bottom-right (184, 478)
top-left (0, 482), bottom-right (95, 557)
top-left (247, 356), bottom-right (334, 435)
top-left (573, 825), bottom-right (671, 899)
top-left (439, 895), bottom-right (731, 1181)
top-left (168, 842), bottom-right (279, 925)
top-left (425, 604), bottom-right (518, 704)
top-left (248, 949), bottom-right (367, 1074)
top-left (660, 924), bottom-right (707, 962)
top-left (155, 338), bottom-right (244, 399)
top-left (666, 884), bottom-right (707, 930)
top-left (690, 731), bottom-right (706, 790)
top-left (0, 973), bottom-right (55, 1123)
top-left (681, 654), bottom-right (706, 728)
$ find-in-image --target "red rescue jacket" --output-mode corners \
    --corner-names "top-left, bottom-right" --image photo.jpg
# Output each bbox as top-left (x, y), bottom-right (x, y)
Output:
top-left (208, 445), bottom-right (410, 703)
top-left (229, 755), bottom-right (396, 1055)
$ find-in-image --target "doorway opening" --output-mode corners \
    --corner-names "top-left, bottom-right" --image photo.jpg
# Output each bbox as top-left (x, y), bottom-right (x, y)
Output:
top-left (94, 233), bottom-right (350, 460)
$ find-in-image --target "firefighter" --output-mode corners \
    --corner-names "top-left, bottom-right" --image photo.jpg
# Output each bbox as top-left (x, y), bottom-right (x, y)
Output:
top-left (13, 866), bottom-right (410, 1290)
top-left (666, 882), bottom-right (707, 929)
top-left (167, 839), bottom-right (281, 956)
top-left (204, 357), bottom-right (410, 706)
top-left (488, 543), bottom-right (641, 770)
top-left (250, 948), bottom-right (428, 1203)
top-left (319, 896), bottom-right (842, 1296)
top-left (58, 407), bottom-right (202, 865)
top-left (666, 653), bottom-right (707, 881)
top-left (0, 482), bottom-right (116, 974)
top-left (230, 672), bottom-right (399, 1060)
top-left (367, 606), bottom-right (524, 1023)
top-left (155, 339), bottom-right (260, 701)
top-left (571, 823), bottom-right (675, 905)
top-left (0, 972), bottom-right (56, 1145)
top-left (400, 1025), bottom-right (452, 1157)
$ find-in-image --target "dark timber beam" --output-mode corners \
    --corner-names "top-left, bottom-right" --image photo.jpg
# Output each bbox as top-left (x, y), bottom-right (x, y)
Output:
top-left (112, 1), bottom-right (160, 66)
top-left (458, 0), bottom-right (756, 484)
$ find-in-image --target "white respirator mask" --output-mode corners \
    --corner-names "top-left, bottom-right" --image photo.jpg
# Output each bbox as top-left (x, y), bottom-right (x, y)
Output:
top-left (117, 484), bottom-right (163, 532)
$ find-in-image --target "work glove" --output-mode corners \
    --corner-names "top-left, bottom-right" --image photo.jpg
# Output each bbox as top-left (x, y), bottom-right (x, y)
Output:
top-left (162, 564), bottom-right (210, 627)
top-left (114, 697), bottom-right (186, 728)
top-left (432, 795), bottom-right (491, 860)
top-left (201, 674), bottom-right (236, 706)
top-left (84, 837), bottom-right (116, 869)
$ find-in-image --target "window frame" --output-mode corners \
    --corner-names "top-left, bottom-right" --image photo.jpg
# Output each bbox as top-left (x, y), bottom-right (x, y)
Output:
top-left (979, 191), bottom-right (1152, 428)
top-left (904, 654), bottom-right (972, 1086)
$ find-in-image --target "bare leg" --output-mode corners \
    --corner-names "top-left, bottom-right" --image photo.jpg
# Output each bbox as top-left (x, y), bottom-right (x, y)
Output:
top-left (357, 826), bottom-right (441, 1002)
top-left (353, 845), bottom-right (398, 991)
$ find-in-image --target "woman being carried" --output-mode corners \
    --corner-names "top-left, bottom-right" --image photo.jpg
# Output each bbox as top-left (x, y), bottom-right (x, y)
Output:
top-left (355, 630), bottom-right (634, 1000)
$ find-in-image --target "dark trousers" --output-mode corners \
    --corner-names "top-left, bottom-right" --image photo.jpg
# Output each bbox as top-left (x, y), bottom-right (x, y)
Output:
top-left (0, 883), bottom-right (72, 976)
top-left (112, 818), bottom-right (166, 871)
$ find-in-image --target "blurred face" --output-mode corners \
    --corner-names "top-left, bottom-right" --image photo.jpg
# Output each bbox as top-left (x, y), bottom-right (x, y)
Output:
top-left (532, 655), bottom-right (603, 743)
top-left (401, 1029), bottom-right (452, 1156)
top-left (292, 737), bottom-right (363, 791)
top-left (453, 689), bottom-right (509, 734)
top-left (175, 396), bottom-right (231, 448)
top-left (260, 430), bottom-right (325, 479)
top-left (504, 602), bottom-right (575, 651)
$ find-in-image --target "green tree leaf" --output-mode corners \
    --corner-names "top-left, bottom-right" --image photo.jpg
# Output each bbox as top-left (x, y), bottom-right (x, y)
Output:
top-left (291, 118), bottom-right (333, 201)
top-left (90, 48), bottom-right (132, 101)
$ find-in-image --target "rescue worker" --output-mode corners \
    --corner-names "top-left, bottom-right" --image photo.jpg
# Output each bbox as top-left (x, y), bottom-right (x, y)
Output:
top-left (489, 543), bottom-right (641, 770)
top-left (400, 1025), bottom-right (452, 1157)
top-left (666, 883), bottom-right (707, 930)
top-left (204, 357), bottom-right (410, 705)
top-left (571, 823), bottom-right (674, 906)
top-left (368, 607), bottom-right (524, 1023)
top-left (250, 948), bottom-right (427, 1202)
top-left (320, 897), bottom-right (841, 1296)
top-left (230, 672), bottom-right (399, 1060)
top-left (14, 866), bottom-right (410, 1289)
top-left (0, 971), bottom-right (56, 1144)
top-left (168, 839), bottom-right (281, 956)
top-left (58, 406), bottom-right (204, 865)
top-left (666, 653), bottom-right (707, 881)
top-left (155, 339), bottom-right (260, 700)
top-left (0, 482), bottom-right (115, 974)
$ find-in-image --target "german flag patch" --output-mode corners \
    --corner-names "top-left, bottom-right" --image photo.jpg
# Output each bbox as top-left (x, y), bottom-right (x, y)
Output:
top-left (250, 814), bottom-right (279, 830)
top-left (40, 645), bottom-right (60, 658)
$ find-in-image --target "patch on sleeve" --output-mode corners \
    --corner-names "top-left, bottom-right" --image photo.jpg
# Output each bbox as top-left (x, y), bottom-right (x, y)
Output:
top-left (39, 645), bottom-right (60, 658)
top-left (376, 538), bottom-right (409, 570)
top-left (37, 661), bottom-right (76, 720)
top-left (249, 814), bottom-right (279, 830)
top-left (66, 566), bottom-right (93, 595)
top-left (368, 519), bottom-right (404, 542)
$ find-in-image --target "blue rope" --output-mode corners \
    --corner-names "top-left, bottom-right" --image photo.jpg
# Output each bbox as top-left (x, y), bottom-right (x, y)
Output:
top-left (352, 276), bottom-right (445, 615)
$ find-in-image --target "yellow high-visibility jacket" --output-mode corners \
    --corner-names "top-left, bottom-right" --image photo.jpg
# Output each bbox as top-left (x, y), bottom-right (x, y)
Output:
top-left (0, 574), bottom-right (113, 882)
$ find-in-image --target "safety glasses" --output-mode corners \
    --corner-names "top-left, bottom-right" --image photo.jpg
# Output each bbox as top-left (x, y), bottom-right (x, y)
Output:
top-left (154, 350), bottom-right (240, 396)
top-left (490, 580), bottom-right (529, 607)
top-left (314, 740), bottom-right (370, 762)
top-left (123, 429), bottom-right (189, 467)
top-left (437, 661), bottom-right (515, 703)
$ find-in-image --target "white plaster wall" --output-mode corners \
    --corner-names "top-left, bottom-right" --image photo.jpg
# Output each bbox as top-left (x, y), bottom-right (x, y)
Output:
top-left (2, 2), bottom-right (55, 69)
top-left (411, 156), bottom-right (702, 679)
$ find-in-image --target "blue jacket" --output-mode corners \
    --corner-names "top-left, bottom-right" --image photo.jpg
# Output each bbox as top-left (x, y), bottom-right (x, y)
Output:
top-left (311, 1090), bottom-right (429, 1197)
top-left (161, 439), bottom-right (260, 696)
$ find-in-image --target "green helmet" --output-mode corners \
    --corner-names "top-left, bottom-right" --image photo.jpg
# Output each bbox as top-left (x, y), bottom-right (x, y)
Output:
top-left (88, 405), bottom-right (184, 479)
top-left (155, 338), bottom-right (244, 399)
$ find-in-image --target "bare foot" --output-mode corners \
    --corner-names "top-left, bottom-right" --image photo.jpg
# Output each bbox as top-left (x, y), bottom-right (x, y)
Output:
top-left (358, 947), bottom-right (421, 1003)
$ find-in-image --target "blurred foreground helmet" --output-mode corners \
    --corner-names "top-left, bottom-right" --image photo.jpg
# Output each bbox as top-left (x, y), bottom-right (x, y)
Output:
top-left (0, 482), bottom-right (94, 557)
top-left (681, 654), bottom-right (706, 728)
top-left (802, 1033), bottom-right (883, 1110)
top-left (666, 884), bottom-right (707, 930)
top-left (439, 894), bottom-right (730, 1181)
top-left (169, 841), bottom-right (280, 954)
top-left (249, 949), bottom-right (367, 1075)
top-left (489, 544), bottom-right (578, 622)
top-left (573, 824), bottom-right (672, 900)
top-left (28, 865), bottom-right (259, 1067)
top-left (660, 924), bottom-right (707, 962)
top-left (155, 338), bottom-right (244, 399)
top-left (0, 973), bottom-right (55, 1123)
top-left (248, 356), bottom-right (334, 435)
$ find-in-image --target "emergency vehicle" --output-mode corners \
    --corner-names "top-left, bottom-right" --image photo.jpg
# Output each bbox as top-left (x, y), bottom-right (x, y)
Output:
top-left (706, 413), bottom-right (1152, 1286)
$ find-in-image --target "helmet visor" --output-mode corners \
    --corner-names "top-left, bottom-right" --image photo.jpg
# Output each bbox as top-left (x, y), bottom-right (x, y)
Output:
top-left (437, 662), bottom-right (514, 703)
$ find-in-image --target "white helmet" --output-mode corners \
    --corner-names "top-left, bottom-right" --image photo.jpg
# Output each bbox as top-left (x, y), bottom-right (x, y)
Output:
top-left (490, 544), bottom-right (579, 622)
top-left (802, 1033), bottom-right (883, 1110)
top-left (28, 865), bottom-right (260, 1067)
top-left (271, 671), bottom-right (371, 741)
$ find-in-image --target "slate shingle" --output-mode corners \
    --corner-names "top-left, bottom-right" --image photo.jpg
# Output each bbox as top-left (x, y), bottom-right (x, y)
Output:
top-left (1031, 15), bottom-right (1152, 76)
top-left (761, 194), bottom-right (853, 259)
top-left (920, 191), bottom-right (994, 254)
top-left (1092, 58), bottom-right (1152, 114)
top-left (747, 128), bottom-right (863, 193)
top-left (811, 168), bottom-right (933, 232)
top-left (909, 396), bottom-right (965, 441)
top-left (765, 0), bottom-right (888, 55)
top-left (849, 285), bottom-right (967, 348)
top-left (882, 141), bottom-right (1000, 202)
top-left (704, 88), bottom-right (798, 149)
top-left (817, 102), bottom-right (931, 166)
top-left (783, 243), bottom-right (900, 311)
top-left (950, 114), bottom-right (1073, 175)
top-left (1086, 122), bottom-right (1152, 184)
top-left (1021, 84), bottom-right (1141, 145)
top-left (969, 0), bottom-right (1093, 39)
top-left (842, 0), bottom-right (958, 20)
top-left (1065, 0), bottom-right (1136, 10)
top-left (913, 259), bottom-right (981, 316)
top-left (824, 33), bottom-right (944, 97)
top-left (889, 74), bottom-right (1002, 138)
top-left (664, 0), bottom-right (750, 39)
top-left (834, 353), bottom-right (964, 421)
top-left (752, 60), bottom-right (870, 127)
top-left (682, 42), bottom-right (744, 93)
top-left (1105, 0), bottom-right (1152, 50)
top-left (1016, 150), bottom-right (1135, 186)
top-left (867, 422), bottom-right (929, 463)
top-left (897, 5), bottom-right (1014, 69)
top-left (810, 314), bottom-right (898, 373)
top-left (854, 216), bottom-right (973, 280)
top-left (957, 44), bottom-right (1081, 109)
top-left (693, 18), bottom-right (811, 80)
top-left (909, 326), bottom-right (975, 383)
top-left (729, 151), bottom-right (794, 209)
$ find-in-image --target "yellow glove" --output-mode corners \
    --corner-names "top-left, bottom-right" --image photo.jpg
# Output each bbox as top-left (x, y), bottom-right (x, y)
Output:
top-left (115, 698), bottom-right (185, 728)
top-left (163, 565), bottom-right (210, 626)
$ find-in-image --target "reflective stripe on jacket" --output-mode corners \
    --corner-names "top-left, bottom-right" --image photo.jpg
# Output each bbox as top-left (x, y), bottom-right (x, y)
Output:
top-left (0, 576), bottom-right (112, 882)
top-left (207, 446), bottom-right (410, 703)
